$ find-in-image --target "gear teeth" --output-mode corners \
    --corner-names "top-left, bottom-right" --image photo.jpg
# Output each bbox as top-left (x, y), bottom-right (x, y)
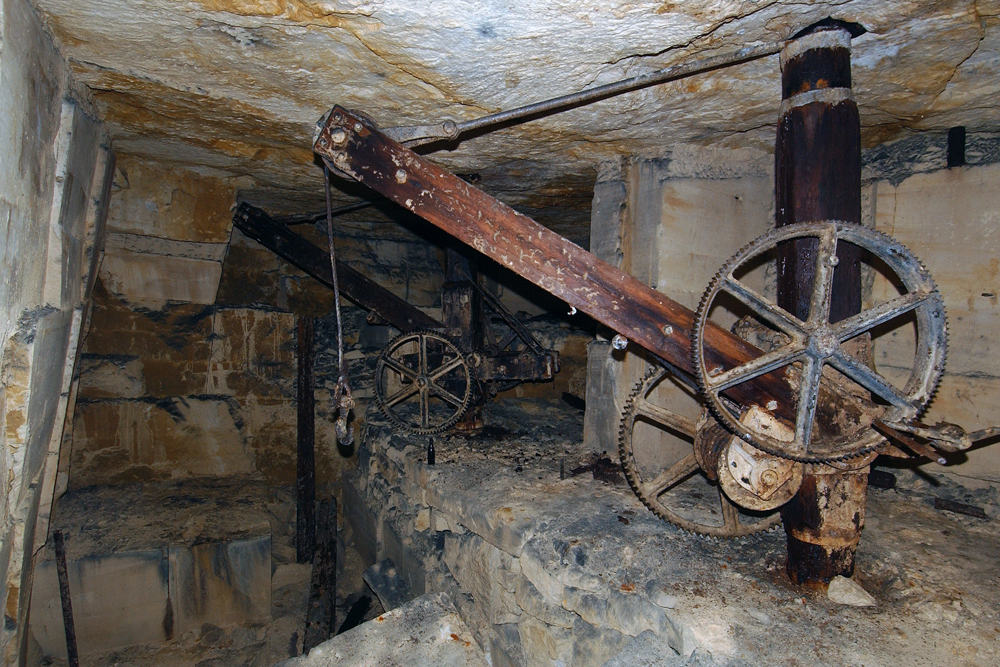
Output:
top-left (690, 221), bottom-right (948, 464)
top-left (374, 329), bottom-right (474, 435)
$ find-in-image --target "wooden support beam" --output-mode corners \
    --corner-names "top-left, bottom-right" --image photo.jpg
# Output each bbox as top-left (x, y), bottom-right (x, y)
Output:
top-left (233, 203), bottom-right (441, 333)
top-left (314, 108), bottom-right (872, 433)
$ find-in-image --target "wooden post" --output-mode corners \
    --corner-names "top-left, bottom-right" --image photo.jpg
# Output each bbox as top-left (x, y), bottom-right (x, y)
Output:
top-left (296, 316), bottom-right (316, 564)
top-left (774, 21), bottom-right (870, 585)
top-left (442, 248), bottom-right (484, 431)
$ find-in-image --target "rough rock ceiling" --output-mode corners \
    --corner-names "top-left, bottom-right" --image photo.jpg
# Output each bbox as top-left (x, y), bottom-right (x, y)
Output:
top-left (32, 0), bottom-right (1000, 234)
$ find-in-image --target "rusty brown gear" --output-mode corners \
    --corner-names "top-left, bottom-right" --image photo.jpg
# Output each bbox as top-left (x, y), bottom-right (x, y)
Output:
top-left (693, 221), bottom-right (948, 463)
top-left (618, 366), bottom-right (781, 538)
top-left (374, 330), bottom-right (473, 435)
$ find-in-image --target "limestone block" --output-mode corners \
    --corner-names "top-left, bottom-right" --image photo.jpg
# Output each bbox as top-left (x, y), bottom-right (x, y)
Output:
top-left (104, 158), bottom-right (235, 243)
top-left (599, 629), bottom-right (687, 667)
top-left (381, 517), bottom-right (427, 597)
top-left (490, 623), bottom-right (524, 667)
top-left (77, 356), bottom-right (145, 398)
top-left (873, 164), bottom-right (1000, 378)
top-left (168, 535), bottom-right (271, 635)
top-left (513, 576), bottom-right (576, 629)
top-left (519, 615), bottom-right (573, 667)
top-left (583, 340), bottom-right (619, 454)
top-left (570, 616), bottom-right (631, 667)
top-left (343, 473), bottom-right (378, 567)
top-left (70, 396), bottom-right (254, 486)
top-left (276, 592), bottom-right (488, 667)
top-left (29, 551), bottom-right (171, 661)
top-left (442, 532), bottom-right (521, 626)
top-left (656, 175), bottom-right (774, 311)
top-left (99, 246), bottom-right (222, 308)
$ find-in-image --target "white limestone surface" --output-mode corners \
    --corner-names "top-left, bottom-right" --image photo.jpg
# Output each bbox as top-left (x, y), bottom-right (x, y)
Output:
top-left (278, 592), bottom-right (490, 667)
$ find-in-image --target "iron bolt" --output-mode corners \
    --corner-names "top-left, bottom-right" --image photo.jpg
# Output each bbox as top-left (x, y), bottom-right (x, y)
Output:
top-left (829, 255), bottom-right (840, 266)
top-left (354, 122), bottom-right (363, 132)
top-left (662, 325), bottom-right (673, 336)
top-left (612, 334), bottom-right (629, 350)
top-left (330, 128), bottom-right (347, 144)
top-left (396, 169), bottom-right (407, 184)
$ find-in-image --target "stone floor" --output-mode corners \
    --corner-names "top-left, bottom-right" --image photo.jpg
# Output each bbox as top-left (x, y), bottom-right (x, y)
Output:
top-left (348, 397), bottom-right (1000, 667)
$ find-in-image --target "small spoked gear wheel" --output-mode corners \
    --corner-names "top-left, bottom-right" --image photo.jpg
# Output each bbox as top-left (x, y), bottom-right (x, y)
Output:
top-left (693, 220), bottom-right (948, 462)
top-left (374, 330), bottom-right (473, 434)
top-left (619, 367), bottom-right (781, 538)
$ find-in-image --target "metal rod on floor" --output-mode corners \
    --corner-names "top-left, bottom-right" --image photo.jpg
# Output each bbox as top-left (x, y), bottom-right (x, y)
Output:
top-left (53, 530), bottom-right (79, 667)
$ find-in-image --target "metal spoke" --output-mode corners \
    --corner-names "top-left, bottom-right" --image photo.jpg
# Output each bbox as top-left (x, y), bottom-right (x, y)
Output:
top-left (829, 350), bottom-right (914, 410)
top-left (382, 355), bottom-right (417, 381)
top-left (705, 342), bottom-right (807, 393)
top-left (808, 226), bottom-right (839, 325)
top-left (429, 383), bottom-right (466, 408)
top-left (643, 453), bottom-right (700, 498)
top-left (419, 334), bottom-right (428, 376)
top-left (832, 290), bottom-right (932, 341)
top-left (384, 382), bottom-right (419, 408)
top-left (419, 388), bottom-right (429, 428)
top-left (635, 399), bottom-right (697, 437)
top-left (794, 356), bottom-right (824, 449)
top-left (719, 490), bottom-right (741, 531)
top-left (429, 355), bottom-right (466, 381)
top-left (722, 276), bottom-right (804, 336)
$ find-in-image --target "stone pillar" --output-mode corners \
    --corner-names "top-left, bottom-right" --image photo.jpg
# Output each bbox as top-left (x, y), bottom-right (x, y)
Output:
top-left (774, 21), bottom-right (870, 585)
top-left (583, 160), bottom-right (658, 454)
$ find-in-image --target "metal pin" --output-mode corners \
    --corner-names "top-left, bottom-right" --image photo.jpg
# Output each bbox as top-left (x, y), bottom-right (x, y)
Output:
top-left (612, 334), bottom-right (628, 350)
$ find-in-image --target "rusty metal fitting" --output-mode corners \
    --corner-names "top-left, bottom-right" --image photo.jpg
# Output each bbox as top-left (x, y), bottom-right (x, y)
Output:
top-left (692, 412), bottom-right (731, 481)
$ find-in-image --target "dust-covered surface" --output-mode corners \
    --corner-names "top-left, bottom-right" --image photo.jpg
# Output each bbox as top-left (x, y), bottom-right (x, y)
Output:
top-left (429, 397), bottom-right (593, 475)
top-left (45, 477), bottom-right (271, 560)
top-left (363, 397), bottom-right (1000, 667)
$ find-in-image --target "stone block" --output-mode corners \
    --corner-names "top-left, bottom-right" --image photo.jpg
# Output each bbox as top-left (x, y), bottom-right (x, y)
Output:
top-left (100, 246), bottom-right (222, 308)
top-left (513, 576), bottom-right (576, 629)
top-left (599, 629), bottom-right (687, 667)
top-left (342, 473), bottom-right (378, 567)
top-left (442, 532), bottom-right (521, 626)
top-left (70, 397), bottom-right (254, 486)
top-left (490, 623), bottom-right (524, 667)
top-left (362, 558), bottom-right (412, 612)
top-left (570, 615), bottom-right (631, 667)
top-left (30, 551), bottom-right (170, 660)
top-left (276, 592), bottom-right (488, 667)
top-left (381, 517), bottom-right (426, 597)
top-left (105, 158), bottom-right (235, 243)
top-left (519, 615), bottom-right (573, 667)
top-left (168, 535), bottom-right (271, 636)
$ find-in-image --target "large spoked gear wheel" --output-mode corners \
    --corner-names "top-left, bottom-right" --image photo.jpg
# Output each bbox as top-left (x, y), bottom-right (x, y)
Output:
top-left (619, 367), bottom-right (781, 538)
top-left (693, 220), bottom-right (948, 462)
top-left (374, 330), bottom-right (473, 434)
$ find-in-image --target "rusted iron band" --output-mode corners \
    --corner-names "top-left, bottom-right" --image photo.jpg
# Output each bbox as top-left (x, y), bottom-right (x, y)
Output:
top-left (780, 29), bottom-right (851, 67)
top-left (780, 87), bottom-right (854, 115)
